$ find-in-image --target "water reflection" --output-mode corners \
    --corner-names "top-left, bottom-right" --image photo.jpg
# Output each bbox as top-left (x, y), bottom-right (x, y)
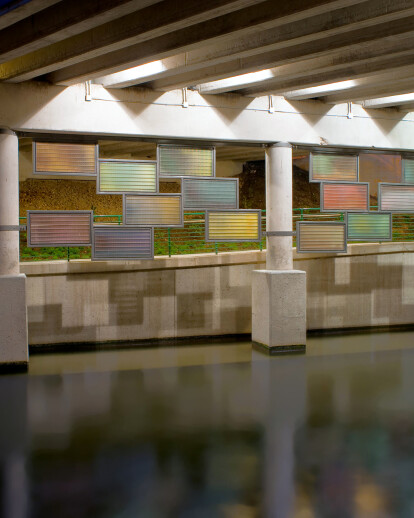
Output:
top-left (1, 331), bottom-right (414, 517)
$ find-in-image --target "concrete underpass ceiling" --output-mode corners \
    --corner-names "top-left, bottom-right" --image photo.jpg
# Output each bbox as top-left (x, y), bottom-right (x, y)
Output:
top-left (2, 0), bottom-right (414, 110)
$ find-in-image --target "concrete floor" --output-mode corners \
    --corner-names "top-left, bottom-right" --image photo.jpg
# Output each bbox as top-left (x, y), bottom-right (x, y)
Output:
top-left (1, 331), bottom-right (414, 517)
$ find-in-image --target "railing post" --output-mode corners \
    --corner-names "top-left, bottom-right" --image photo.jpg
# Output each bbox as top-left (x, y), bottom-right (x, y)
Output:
top-left (168, 228), bottom-right (172, 257)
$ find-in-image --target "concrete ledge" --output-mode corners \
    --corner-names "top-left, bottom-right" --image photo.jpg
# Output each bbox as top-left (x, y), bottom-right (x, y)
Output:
top-left (20, 242), bottom-right (414, 277)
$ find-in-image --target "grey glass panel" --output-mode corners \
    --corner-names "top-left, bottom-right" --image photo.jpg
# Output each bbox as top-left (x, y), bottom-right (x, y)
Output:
top-left (183, 178), bottom-right (238, 209)
top-left (158, 145), bottom-right (215, 177)
top-left (92, 226), bottom-right (153, 260)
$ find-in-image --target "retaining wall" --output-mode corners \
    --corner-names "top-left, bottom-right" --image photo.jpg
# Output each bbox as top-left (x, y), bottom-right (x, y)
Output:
top-left (22, 242), bottom-right (414, 346)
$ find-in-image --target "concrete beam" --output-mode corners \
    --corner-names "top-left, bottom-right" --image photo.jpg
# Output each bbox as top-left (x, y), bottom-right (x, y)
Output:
top-left (3, 81), bottom-right (414, 151)
top-left (0, 0), bottom-right (268, 83)
top-left (240, 50), bottom-right (414, 97)
top-left (153, 16), bottom-right (414, 91)
top-left (0, 0), bottom-right (60, 31)
top-left (323, 79), bottom-right (414, 103)
top-left (0, 0), bottom-right (161, 63)
top-left (360, 94), bottom-right (414, 109)
top-left (44, 0), bottom-right (368, 85)
top-left (96, 0), bottom-right (414, 89)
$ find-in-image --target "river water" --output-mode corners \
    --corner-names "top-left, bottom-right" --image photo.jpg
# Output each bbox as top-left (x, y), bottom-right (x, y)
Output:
top-left (1, 330), bottom-right (414, 517)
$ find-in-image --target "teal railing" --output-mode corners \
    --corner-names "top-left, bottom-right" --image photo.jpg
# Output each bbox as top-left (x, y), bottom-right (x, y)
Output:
top-left (18, 208), bottom-right (414, 262)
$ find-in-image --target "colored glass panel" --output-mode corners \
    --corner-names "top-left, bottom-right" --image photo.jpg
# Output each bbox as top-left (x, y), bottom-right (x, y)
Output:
top-left (183, 178), bottom-right (238, 209)
top-left (159, 145), bottom-right (214, 177)
top-left (347, 212), bottom-right (392, 241)
top-left (403, 159), bottom-right (414, 184)
top-left (98, 160), bottom-right (157, 193)
top-left (379, 183), bottom-right (414, 212)
top-left (321, 182), bottom-right (369, 212)
top-left (206, 210), bottom-right (261, 242)
top-left (92, 226), bottom-right (153, 260)
top-left (297, 222), bottom-right (346, 253)
top-left (311, 153), bottom-right (358, 182)
top-left (124, 194), bottom-right (183, 227)
top-left (34, 142), bottom-right (97, 175)
top-left (27, 211), bottom-right (92, 247)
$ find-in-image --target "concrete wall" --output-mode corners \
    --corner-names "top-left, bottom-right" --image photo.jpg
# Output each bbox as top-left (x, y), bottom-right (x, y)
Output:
top-left (22, 242), bottom-right (414, 347)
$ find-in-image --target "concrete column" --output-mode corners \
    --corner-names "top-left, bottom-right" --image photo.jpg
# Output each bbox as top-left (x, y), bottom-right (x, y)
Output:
top-left (265, 142), bottom-right (293, 270)
top-left (0, 129), bottom-right (28, 370)
top-left (251, 142), bottom-right (306, 353)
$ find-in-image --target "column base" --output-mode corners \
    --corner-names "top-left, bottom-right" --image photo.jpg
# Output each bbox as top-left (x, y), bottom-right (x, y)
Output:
top-left (252, 269), bottom-right (306, 352)
top-left (0, 274), bottom-right (28, 368)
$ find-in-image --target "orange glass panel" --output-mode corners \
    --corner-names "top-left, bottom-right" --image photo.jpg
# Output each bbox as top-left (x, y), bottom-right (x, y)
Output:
top-left (321, 182), bottom-right (369, 212)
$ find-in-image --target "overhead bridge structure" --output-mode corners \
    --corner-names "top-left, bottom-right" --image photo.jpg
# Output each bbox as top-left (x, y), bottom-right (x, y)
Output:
top-left (1, 0), bottom-right (414, 367)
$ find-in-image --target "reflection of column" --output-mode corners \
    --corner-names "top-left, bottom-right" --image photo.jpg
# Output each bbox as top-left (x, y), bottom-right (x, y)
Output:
top-left (251, 143), bottom-right (306, 352)
top-left (0, 129), bottom-right (28, 368)
top-left (2, 455), bottom-right (28, 518)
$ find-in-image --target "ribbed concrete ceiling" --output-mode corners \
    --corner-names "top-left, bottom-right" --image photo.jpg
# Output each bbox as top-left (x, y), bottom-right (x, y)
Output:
top-left (1, 0), bottom-right (414, 108)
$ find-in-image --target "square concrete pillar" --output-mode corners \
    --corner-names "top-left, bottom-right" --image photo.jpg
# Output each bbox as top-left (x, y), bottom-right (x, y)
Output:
top-left (252, 270), bottom-right (306, 353)
top-left (0, 275), bottom-right (28, 369)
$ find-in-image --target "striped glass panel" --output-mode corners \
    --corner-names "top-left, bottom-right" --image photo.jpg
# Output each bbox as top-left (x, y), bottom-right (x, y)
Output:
top-left (124, 194), bottom-right (183, 227)
top-left (98, 160), bottom-right (157, 193)
top-left (34, 142), bottom-right (97, 175)
top-left (158, 145), bottom-right (214, 177)
top-left (183, 178), bottom-right (238, 209)
top-left (403, 159), bottom-right (414, 183)
top-left (379, 183), bottom-right (414, 212)
top-left (347, 212), bottom-right (392, 241)
top-left (206, 210), bottom-right (261, 242)
top-left (297, 222), bottom-right (346, 253)
top-left (311, 153), bottom-right (358, 182)
top-left (27, 211), bottom-right (92, 247)
top-left (321, 182), bottom-right (369, 212)
top-left (92, 226), bottom-right (153, 260)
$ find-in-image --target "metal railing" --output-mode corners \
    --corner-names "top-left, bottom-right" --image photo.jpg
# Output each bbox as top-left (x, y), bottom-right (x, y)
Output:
top-left (18, 208), bottom-right (414, 261)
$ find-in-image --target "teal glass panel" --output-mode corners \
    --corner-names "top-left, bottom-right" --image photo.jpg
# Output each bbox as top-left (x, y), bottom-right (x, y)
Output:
top-left (347, 212), bottom-right (392, 241)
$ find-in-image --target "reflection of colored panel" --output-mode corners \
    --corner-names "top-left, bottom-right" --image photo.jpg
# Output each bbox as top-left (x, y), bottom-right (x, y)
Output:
top-left (92, 226), bottom-right (153, 260)
top-left (183, 178), bottom-right (238, 209)
top-left (379, 183), bottom-right (414, 212)
top-left (158, 145), bottom-right (214, 177)
top-left (98, 160), bottom-right (157, 194)
top-left (27, 211), bottom-right (93, 247)
top-left (206, 210), bottom-right (261, 242)
top-left (402, 158), bottom-right (414, 183)
top-left (124, 194), bottom-right (183, 227)
top-left (310, 153), bottom-right (358, 182)
top-left (34, 142), bottom-right (97, 175)
top-left (297, 222), bottom-right (346, 253)
top-left (347, 212), bottom-right (392, 241)
top-left (321, 182), bottom-right (369, 212)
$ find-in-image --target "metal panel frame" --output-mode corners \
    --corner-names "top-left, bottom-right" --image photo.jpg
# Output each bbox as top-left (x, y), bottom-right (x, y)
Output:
top-left (309, 152), bottom-right (359, 183)
top-left (296, 221), bottom-right (347, 254)
top-left (378, 182), bottom-right (414, 213)
top-left (27, 210), bottom-right (93, 247)
top-left (123, 193), bottom-right (184, 228)
top-left (33, 141), bottom-right (99, 176)
top-left (97, 158), bottom-right (158, 194)
top-left (157, 144), bottom-right (216, 178)
top-left (91, 225), bottom-right (154, 261)
top-left (346, 212), bottom-right (392, 241)
top-left (182, 177), bottom-right (239, 209)
top-left (205, 209), bottom-right (262, 242)
top-left (320, 181), bottom-right (370, 212)
top-left (401, 157), bottom-right (414, 184)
